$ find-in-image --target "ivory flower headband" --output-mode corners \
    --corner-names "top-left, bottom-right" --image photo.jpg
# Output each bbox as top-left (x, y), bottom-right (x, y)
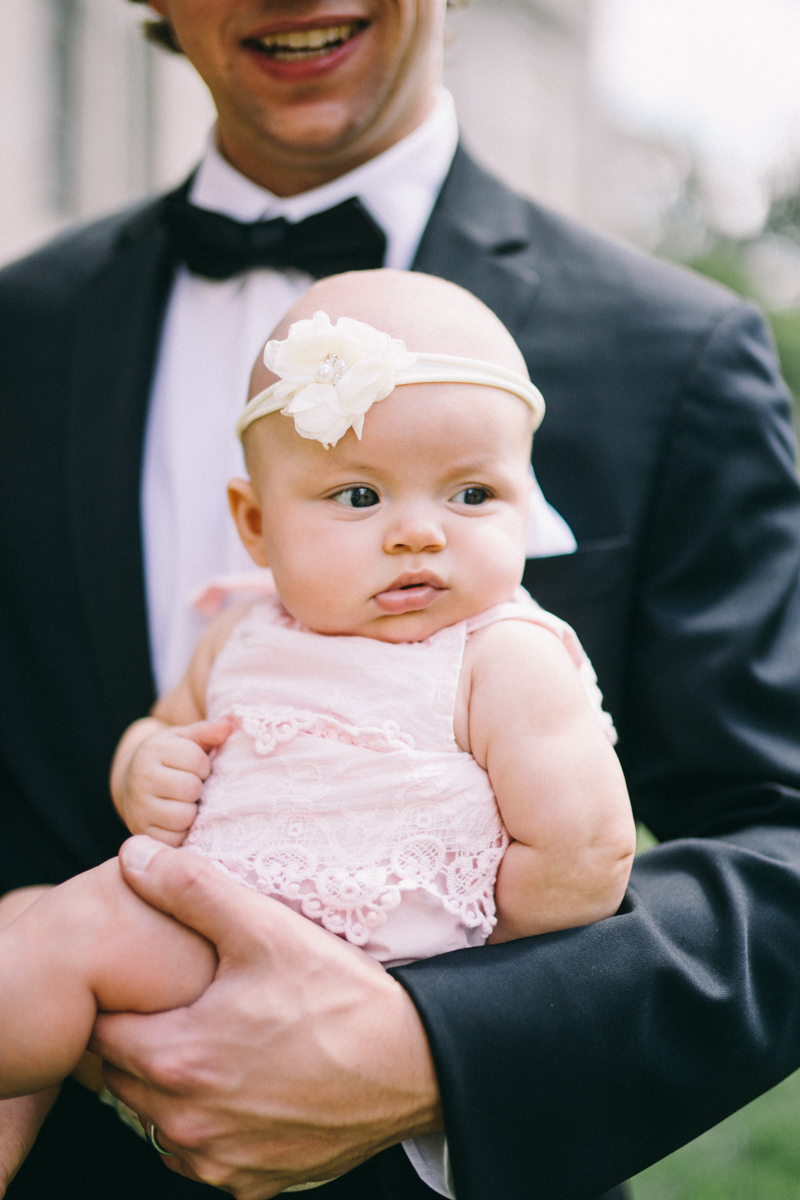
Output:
top-left (236, 310), bottom-right (545, 448)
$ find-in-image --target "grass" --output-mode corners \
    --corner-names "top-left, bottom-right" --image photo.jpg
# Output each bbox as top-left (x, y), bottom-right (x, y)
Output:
top-left (629, 826), bottom-right (800, 1199)
top-left (630, 1069), bottom-right (800, 1200)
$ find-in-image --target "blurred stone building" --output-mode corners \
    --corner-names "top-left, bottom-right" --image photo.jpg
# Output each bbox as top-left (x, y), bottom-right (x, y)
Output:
top-left (0, 0), bottom-right (213, 264)
top-left (0, 0), bottom-right (680, 266)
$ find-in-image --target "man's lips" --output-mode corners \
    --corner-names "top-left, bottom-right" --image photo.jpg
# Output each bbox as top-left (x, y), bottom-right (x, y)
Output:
top-left (373, 573), bottom-right (447, 615)
top-left (242, 19), bottom-right (368, 79)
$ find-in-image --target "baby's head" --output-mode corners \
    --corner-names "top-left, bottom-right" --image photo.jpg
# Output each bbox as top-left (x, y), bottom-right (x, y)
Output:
top-left (229, 269), bottom-right (542, 643)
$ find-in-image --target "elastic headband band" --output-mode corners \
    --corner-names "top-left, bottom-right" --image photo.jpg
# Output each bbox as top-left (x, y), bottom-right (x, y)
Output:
top-left (236, 311), bottom-right (545, 448)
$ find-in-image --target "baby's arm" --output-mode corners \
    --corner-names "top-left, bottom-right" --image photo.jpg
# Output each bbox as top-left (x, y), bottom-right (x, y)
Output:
top-left (0, 888), bottom-right (60, 1197)
top-left (0, 1089), bottom-right (58, 1198)
top-left (111, 604), bottom-right (249, 843)
top-left (0, 853), bottom-right (216, 1100)
top-left (460, 620), bottom-right (636, 942)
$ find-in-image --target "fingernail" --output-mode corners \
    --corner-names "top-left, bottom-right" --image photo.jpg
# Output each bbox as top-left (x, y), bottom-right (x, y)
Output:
top-left (122, 835), bottom-right (163, 872)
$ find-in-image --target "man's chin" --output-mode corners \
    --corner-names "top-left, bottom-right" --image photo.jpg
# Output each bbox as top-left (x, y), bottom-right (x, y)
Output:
top-left (217, 100), bottom-right (388, 190)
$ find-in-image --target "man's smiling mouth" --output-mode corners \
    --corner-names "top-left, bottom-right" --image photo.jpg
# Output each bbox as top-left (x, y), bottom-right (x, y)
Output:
top-left (247, 22), bottom-right (368, 62)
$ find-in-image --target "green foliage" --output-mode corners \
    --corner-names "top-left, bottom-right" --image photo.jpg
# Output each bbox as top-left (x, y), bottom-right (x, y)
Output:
top-left (689, 243), bottom-right (753, 300)
top-left (769, 309), bottom-right (800, 405)
top-left (685, 243), bottom-right (800, 411)
top-left (634, 821), bottom-right (658, 856)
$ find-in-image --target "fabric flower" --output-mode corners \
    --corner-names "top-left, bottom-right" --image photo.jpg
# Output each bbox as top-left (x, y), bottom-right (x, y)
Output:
top-left (263, 311), bottom-right (417, 448)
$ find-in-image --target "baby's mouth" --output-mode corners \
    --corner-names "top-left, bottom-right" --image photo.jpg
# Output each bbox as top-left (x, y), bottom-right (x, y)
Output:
top-left (246, 21), bottom-right (368, 62)
top-left (374, 572), bottom-right (446, 616)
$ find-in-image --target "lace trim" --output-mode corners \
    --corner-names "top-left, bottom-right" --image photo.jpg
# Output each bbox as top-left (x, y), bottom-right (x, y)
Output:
top-left (187, 826), bottom-right (505, 946)
top-left (187, 704), bottom-right (506, 945)
top-left (227, 704), bottom-right (415, 755)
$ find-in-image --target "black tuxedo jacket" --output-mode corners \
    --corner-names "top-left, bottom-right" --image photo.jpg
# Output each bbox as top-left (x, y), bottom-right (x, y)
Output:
top-left (4, 147), bottom-right (800, 1200)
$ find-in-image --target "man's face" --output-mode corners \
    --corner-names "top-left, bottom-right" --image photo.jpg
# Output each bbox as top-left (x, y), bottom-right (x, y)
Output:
top-left (148, 0), bottom-right (446, 193)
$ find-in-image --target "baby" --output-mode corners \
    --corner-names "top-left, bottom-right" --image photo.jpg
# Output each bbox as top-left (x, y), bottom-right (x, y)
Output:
top-left (0, 270), bottom-right (635, 1189)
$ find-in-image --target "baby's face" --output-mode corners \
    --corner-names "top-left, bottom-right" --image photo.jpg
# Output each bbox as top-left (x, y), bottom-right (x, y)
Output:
top-left (235, 382), bottom-right (534, 642)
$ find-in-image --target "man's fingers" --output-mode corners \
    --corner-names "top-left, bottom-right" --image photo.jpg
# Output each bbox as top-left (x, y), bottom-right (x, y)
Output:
top-left (92, 1005), bottom-right (199, 1088)
top-left (90, 1012), bottom-right (158, 1081)
top-left (118, 835), bottom-right (289, 953)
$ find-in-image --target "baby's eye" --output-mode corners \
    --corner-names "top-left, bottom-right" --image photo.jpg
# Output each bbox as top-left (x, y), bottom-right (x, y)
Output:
top-left (452, 486), bottom-right (491, 506)
top-left (332, 486), bottom-right (380, 508)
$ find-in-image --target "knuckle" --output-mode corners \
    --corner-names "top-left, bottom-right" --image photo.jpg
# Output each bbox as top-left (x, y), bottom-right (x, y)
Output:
top-left (160, 1108), bottom-right (213, 1152)
top-left (188, 1156), bottom-right (235, 1189)
top-left (147, 1047), bottom-right (197, 1094)
top-left (168, 802), bottom-right (196, 830)
top-left (177, 776), bottom-right (202, 803)
top-left (160, 849), bottom-right (217, 903)
top-left (138, 763), bottom-right (160, 790)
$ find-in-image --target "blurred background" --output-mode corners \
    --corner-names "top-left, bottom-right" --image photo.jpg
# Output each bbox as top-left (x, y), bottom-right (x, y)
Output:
top-left (3, 0), bottom-right (800, 414)
top-left (3, 0), bottom-right (800, 1193)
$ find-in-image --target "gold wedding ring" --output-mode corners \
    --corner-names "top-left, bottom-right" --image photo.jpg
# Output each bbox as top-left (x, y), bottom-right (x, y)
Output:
top-left (146, 1122), bottom-right (175, 1157)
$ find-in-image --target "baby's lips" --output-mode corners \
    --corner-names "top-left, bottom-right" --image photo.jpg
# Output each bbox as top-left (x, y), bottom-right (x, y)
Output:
top-left (373, 583), bottom-right (444, 615)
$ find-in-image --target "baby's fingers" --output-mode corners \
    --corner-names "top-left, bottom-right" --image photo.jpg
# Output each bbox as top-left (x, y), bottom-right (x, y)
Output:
top-left (158, 735), bottom-right (216, 782)
top-left (151, 763), bottom-right (206, 804)
top-left (157, 720), bottom-right (231, 782)
top-left (134, 797), bottom-right (198, 844)
top-left (176, 718), bottom-right (232, 752)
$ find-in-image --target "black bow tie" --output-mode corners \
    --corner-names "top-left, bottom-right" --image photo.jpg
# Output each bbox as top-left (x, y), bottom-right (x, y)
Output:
top-left (161, 181), bottom-right (387, 281)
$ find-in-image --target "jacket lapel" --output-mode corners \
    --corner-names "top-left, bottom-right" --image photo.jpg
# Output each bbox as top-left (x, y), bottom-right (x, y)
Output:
top-left (66, 201), bottom-right (175, 736)
top-left (413, 146), bottom-right (541, 335)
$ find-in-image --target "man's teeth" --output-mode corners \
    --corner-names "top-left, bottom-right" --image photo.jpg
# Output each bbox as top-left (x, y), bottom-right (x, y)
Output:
top-left (257, 23), bottom-right (359, 59)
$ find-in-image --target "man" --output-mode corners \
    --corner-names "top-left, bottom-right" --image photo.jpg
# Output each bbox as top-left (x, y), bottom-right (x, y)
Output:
top-left (3, 1), bottom-right (800, 1197)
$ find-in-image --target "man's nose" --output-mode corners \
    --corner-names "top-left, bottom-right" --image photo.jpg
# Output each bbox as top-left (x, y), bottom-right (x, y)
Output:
top-left (383, 505), bottom-right (447, 555)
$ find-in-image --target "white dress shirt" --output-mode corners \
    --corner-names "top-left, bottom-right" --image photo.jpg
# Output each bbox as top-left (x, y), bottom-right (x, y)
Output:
top-left (140, 86), bottom-right (575, 1199)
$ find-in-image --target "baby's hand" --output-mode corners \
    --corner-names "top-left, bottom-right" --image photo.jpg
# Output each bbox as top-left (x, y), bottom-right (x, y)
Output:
top-left (117, 720), bottom-right (231, 846)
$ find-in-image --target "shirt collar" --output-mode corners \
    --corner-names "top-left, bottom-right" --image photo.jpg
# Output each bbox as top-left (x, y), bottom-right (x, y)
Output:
top-left (189, 89), bottom-right (459, 271)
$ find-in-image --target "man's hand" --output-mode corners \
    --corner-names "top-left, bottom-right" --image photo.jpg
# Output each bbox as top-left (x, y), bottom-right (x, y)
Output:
top-left (113, 721), bottom-right (231, 846)
top-left (92, 837), bottom-right (443, 1199)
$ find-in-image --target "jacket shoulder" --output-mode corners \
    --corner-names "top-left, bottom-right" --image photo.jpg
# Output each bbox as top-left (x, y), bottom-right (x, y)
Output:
top-left (0, 197), bottom-right (166, 312)
top-left (525, 197), bottom-right (740, 327)
top-left (437, 147), bottom-right (746, 333)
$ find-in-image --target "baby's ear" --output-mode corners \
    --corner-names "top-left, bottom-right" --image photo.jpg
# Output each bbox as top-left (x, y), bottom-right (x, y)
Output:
top-left (227, 478), bottom-right (269, 568)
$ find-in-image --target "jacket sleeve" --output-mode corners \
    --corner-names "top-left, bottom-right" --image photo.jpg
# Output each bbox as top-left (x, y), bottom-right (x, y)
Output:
top-left (391, 303), bottom-right (800, 1200)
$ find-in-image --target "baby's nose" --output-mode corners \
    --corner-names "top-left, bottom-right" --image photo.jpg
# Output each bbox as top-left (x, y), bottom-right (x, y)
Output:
top-left (383, 507), bottom-right (446, 555)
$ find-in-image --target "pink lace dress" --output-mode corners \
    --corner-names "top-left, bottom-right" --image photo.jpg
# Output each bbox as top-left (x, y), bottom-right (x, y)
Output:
top-left (183, 587), bottom-right (614, 966)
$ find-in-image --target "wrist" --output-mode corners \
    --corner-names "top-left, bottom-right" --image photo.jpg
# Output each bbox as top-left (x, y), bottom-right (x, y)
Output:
top-left (380, 975), bottom-right (443, 1139)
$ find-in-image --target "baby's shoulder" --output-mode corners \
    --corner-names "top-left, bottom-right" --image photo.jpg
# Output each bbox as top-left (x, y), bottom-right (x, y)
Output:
top-left (184, 602), bottom-right (256, 702)
top-left (456, 618), bottom-right (575, 757)
top-left (200, 601), bottom-right (256, 660)
top-left (464, 613), bottom-right (569, 676)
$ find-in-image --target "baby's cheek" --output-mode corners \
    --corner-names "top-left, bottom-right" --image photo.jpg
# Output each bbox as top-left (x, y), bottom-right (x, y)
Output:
top-left (274, 537), bottom-right (371, 634)
top-left (469, 523), bottom-right (527, 598)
